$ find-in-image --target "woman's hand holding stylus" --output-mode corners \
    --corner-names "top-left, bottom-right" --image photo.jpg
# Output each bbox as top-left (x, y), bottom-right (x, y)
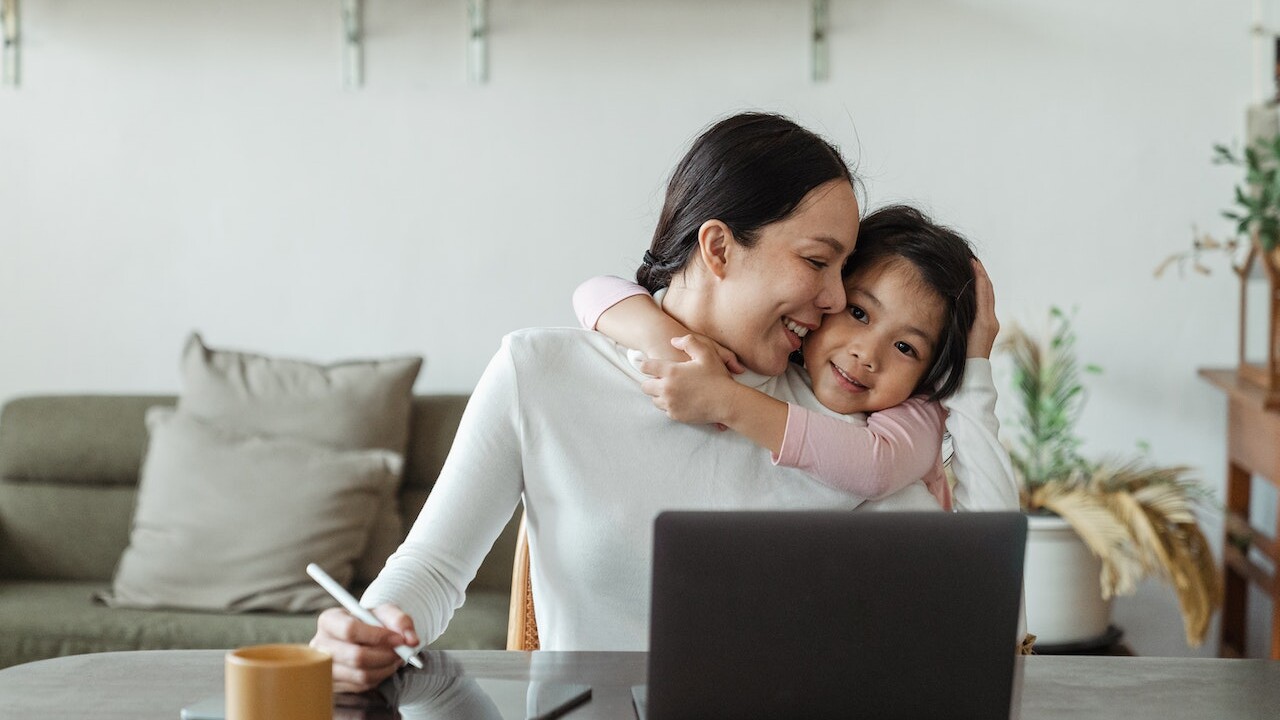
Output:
top-left (312, 604), bottom-right (419, 693)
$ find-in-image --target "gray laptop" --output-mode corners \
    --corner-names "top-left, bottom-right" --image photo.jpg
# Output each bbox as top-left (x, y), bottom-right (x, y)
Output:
top-left (640, 511), bottom-right (1027, 720)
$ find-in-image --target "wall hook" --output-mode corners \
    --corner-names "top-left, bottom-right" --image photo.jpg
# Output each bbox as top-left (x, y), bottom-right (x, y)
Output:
top-left (812, 0), bottom-right (829, 82)
top-left (341, 0), bottom-right (363, 88)
top-left (469, 0), bottom-right (488, 84)
top-left (2, 0), bottom-right (19, 87)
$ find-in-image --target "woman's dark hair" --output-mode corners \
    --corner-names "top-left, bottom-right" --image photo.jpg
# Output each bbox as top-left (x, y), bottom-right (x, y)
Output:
top-left (637, 112), bottom-right (854, 292)
top-left (845, 205), bottom-right (978, 402)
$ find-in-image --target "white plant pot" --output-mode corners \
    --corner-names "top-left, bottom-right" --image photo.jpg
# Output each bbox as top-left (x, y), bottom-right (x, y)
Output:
top-left (1024, 514), bottom-right (1114, 646)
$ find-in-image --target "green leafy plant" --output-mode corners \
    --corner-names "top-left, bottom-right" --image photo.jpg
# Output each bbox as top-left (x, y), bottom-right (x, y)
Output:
top-left (1214, 138), bottom-right (1280, 252)
top-left (1004, 307), bottom-right (1100, 489)
top-left (1002, 308), bottom-right (1221, 646)
top-left (1154, 138), bottom-right (1280, 278)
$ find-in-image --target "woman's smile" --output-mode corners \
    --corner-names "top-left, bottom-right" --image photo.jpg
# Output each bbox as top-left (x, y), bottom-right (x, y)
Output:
top-left (783, 317), bottom-right (813, 351)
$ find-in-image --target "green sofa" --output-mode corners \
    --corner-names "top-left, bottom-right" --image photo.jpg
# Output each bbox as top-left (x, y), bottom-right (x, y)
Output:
top-left (0, 394), bottom-right (521, 670)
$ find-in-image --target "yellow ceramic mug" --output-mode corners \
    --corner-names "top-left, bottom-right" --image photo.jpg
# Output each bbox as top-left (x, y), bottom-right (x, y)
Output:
top-left (225, 644), bottom-right (332, 720)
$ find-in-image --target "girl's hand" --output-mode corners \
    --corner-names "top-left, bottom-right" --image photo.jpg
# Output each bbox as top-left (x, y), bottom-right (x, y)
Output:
top-left (967, 259), bottom-right (999, 359)
top-left (638, 334), bottom-right (742, 425)
top-left (668, 333), bottom-right (746, 374)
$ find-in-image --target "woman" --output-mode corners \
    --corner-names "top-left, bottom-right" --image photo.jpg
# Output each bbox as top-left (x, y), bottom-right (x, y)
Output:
top-left (311, 113), bottom-right (1015, 692)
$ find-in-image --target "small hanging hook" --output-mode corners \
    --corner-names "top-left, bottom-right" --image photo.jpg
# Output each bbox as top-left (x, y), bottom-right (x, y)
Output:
top-left (340, 0), bottom-right (363, 88)
top-left (469, 0), bottom-right (488, 84)
top-left (2, 0), bottom-right (20, 87)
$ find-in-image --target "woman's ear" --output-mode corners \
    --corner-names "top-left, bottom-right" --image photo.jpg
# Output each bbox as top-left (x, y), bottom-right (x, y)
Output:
top-left (696, 220), bottom-right (734, 280)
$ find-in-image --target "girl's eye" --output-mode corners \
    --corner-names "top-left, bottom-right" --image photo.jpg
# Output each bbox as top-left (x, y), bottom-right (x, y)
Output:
top-left (848, 305), bottom-right (867, 322)
top-left (805, 257), bottom-right (829, 270)
top-left (894, 341), bottom-right (918, 358)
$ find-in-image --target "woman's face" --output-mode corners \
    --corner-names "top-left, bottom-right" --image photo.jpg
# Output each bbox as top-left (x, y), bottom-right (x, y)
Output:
top-left (715, 179), bottom-right (859, 376)
top-left (802, 259), bottom-right (946, 415)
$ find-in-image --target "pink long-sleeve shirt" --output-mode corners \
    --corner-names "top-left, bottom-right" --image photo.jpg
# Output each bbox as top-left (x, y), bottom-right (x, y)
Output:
top-left (572, 275), bottom-right (952, 509)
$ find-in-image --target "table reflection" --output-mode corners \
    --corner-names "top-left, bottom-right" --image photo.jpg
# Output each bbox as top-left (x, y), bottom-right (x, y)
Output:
top-left (373, 670), bottom-right (594, 720)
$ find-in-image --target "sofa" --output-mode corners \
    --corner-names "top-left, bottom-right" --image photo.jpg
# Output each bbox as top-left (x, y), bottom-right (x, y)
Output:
top-left (0, 394), bottom-right (521, 670)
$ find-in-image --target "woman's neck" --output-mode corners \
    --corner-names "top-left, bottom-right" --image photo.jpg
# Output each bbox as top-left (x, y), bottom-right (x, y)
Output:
top-left (656, 281), bottom-right (776, 387)
top-left (657, 278), bottom-right (715, 339)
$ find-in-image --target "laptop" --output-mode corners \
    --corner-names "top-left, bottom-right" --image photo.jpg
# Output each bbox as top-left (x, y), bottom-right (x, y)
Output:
top-left (639, 511), bottom-right (1027, 720)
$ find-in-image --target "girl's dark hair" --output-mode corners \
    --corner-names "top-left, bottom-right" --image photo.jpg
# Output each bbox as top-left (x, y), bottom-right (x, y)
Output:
top-left (845, 205), bottom-right (978, 401)
top-left (637, 112), bottom-right (854, 292)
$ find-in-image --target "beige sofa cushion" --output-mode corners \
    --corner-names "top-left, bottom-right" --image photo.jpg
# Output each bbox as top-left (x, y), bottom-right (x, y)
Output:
top-left (177, 333), bottom-right (422, 582)
top-left (103, 409), bottom-right (401, 613)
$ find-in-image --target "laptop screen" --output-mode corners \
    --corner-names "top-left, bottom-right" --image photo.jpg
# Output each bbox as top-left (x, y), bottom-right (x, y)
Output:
top-left (645, 511), bottom-right (1027, 720)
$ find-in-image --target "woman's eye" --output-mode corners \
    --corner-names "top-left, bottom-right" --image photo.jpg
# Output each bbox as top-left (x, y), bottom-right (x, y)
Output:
top-left (848, 305), bottom-right (867, 322)
top-left (805, 258), bottom-right (829, 270)
top-left (894, 341), bottom-right (917, 357)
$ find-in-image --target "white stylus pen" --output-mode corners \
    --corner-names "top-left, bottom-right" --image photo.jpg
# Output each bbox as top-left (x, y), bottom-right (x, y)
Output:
top-left (306, 563), bottom-right (425, 669)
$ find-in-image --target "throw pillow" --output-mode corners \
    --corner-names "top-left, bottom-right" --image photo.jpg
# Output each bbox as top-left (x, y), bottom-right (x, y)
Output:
top-left (177, 333), bottom-right (422, 582)
top-left (103, 408), bottom-right (402, 612)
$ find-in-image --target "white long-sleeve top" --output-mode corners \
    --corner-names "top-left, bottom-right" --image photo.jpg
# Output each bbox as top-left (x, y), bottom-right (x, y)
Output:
top-left (361, 328), bottom-right (1015, 651)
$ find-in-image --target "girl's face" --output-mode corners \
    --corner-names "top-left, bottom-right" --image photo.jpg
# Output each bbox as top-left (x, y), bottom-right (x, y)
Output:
top-left (802, 258), bottom-right (946, 415)
top-left (712, 179), bottom-right (858, 376)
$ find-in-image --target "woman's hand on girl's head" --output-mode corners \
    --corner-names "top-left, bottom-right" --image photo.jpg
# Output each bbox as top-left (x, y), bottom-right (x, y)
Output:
top-left (638, 334), bottom-right (743, 425)
top-left (967, 259), bottom-right (999, 359)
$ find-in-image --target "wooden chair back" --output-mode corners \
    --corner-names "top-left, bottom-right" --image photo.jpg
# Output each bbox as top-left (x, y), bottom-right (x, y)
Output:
top-left (505, 510), bottom-right (540, 651)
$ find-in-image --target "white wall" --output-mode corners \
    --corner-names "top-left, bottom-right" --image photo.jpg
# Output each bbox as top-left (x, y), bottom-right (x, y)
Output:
top-left (0, 0), bottom-right (1271, 657)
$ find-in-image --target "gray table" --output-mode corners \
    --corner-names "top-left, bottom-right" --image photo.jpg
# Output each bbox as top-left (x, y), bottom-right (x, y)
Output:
top-left (0, 649), bottom-right (1277, 719)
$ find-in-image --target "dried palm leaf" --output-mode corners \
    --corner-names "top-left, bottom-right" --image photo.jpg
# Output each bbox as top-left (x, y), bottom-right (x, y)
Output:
top-left (1032, 483), bottom-right (1144, 598)
top-left (1167, 525), bottom-right (1221, 646)
top-left (1056, 460), bottom-right (1221, 646)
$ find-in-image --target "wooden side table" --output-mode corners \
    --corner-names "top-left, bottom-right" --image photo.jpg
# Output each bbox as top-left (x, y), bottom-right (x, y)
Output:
top-left (1199, 368), bottom-right (1280, 659)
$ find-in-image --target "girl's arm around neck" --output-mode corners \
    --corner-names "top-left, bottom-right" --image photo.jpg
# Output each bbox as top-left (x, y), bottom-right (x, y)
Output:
top-left (638, 334), bottom-right (945, 502)
top-left (775, 397), bottom-right (946, 500)
top-left (638, 334), bottom-right (781, 446)
top-left (575, 275), bottom-right (747, 371)
top-left (572, 275), bottom-right (648, 330)
top-left (573, 275), bottom-right (690, 361)
top-left (716, 383), bottom-right (790, 454)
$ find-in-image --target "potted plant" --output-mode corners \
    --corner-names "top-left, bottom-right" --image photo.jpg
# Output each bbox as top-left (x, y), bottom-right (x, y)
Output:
top-left (1003, 308), bottom-right (1221, 648)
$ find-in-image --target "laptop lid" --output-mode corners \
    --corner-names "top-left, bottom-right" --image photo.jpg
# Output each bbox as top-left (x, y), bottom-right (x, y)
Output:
top-left (645, 511), bottom-right (1027, 720)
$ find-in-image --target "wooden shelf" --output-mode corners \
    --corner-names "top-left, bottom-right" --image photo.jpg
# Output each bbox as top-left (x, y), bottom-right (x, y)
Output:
top-left (1200, 367), bottom-right (1280, 660)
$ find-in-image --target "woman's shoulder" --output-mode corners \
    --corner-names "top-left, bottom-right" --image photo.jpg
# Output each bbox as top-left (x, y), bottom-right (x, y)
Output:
top-left (502, 326), bottom-right (609, 351)
top-left (500, 327), bottom-right (645, 376)
top-left (503, 326), bottom-right (594, 343)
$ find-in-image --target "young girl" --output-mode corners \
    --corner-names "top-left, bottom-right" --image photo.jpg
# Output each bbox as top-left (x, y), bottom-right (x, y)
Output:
top-left (574, 205), bottom-right (1005, 510)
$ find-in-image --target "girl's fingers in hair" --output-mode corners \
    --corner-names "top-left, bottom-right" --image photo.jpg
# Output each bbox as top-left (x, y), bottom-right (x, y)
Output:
top-left (972, 259), bottom-right (995, 309)
top-left (967, 258), bottom-right (1000, 359)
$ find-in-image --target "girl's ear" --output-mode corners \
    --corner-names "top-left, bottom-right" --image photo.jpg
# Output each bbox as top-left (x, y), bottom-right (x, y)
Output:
top-left (696, 220), bottom-right (735, 280)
